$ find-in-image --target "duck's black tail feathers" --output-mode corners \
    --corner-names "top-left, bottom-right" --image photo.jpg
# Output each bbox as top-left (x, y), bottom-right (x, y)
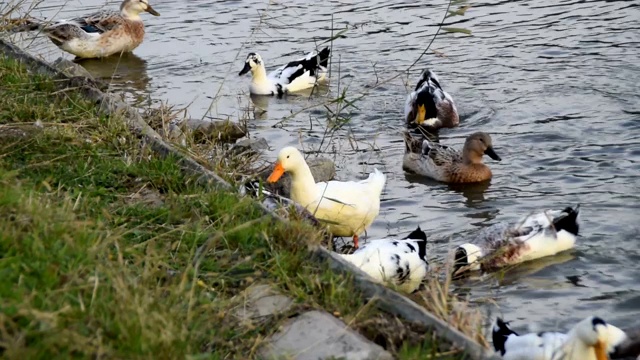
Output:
top-left (404, 226), bottom-right (427, 241)
top-left (404, 226), bottom-right (427, 260)
top-left (553, 204), bottom-right (580, 236)
top-left (492, 317), bottom-right (518, 355)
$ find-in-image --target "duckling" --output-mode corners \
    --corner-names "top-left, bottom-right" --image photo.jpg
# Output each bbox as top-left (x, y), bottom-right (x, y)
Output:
top-left (402, 131), bottom-right (501, 183)
top-left (454, 205), bottom-right (580, 275)
top-left (404, 69), bottom-right (459, 133)
top-left (22, 0), bottom-right (159, 59)
top-left (337, 226), bottom-right (428, 293)
top-left (493, 316), bottom-right (628, 360)
top-left (266, 146), bottom-right (385, 248)
top-left (238, 47), bottom-right (330, 96)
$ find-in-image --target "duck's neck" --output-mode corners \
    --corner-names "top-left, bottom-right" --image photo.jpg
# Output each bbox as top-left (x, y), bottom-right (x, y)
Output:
top-left (251, 64), bottom-right (269, 84)
top-left (462, 147), bottom-right (483, 165)
top-left (289, 162), bottom-right (319, 207)
top-left (561, 333), bottom-right (595, 360)
top-left (121, 7), bottom-right (143, 21)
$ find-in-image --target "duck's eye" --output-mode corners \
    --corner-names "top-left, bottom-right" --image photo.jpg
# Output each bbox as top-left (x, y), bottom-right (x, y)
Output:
top-left (286, 155), bottom-right (290, 159)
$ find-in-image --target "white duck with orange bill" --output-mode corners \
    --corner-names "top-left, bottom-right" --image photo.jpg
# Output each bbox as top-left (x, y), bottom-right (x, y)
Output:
top-left (492, 316), bottom-right (628, 360)
top-left (266, 147), bottom-right (386, 248)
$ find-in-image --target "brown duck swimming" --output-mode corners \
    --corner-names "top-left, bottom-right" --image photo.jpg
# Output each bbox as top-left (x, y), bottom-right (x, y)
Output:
top-left (403, 131), bottom-right (501, 183)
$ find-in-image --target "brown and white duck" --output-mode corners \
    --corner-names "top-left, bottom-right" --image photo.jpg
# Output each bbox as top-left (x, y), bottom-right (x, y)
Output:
top-left (402, 131), bottom-right (501, 183)
top-left (23, 0), bottom-right (159, 59)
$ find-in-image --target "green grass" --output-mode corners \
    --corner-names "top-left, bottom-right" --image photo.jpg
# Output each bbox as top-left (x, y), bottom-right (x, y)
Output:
top-left (0, 55), bottom-right (468, 359)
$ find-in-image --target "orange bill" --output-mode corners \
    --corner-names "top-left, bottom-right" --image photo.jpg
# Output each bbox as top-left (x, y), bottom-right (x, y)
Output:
top-left (267, 161), bottom-right (285, 183)
top-left (415, 104), bottom-right (426, 125)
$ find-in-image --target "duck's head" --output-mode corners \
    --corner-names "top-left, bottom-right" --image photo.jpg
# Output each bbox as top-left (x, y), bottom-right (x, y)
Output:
top-left (463, 132), bottom-right (501, 163)
top-left (453, 243), bottom-right (482, 275)
top-left (121, 0), bottom-right (160, 18)
top-left (239, 53), bottom-right (264, 76)
top-left (267, 146), bottom-right (305, 183)
top-left (571, 316), bottom-right (625, 360)
top-left (415, 68), bottom-right (442, 92)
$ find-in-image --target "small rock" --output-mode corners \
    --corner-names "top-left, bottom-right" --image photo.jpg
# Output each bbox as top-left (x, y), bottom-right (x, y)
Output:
top-left (259, 157), bottom-right (336, 198)
top-left (128, 188), bottom-right (164, 208)
top-left (260, 310), bottom-right (393, 360)
top-left (234, 284), bottom-right (294, 322)
top-left (184, 118), bottom-right (246, 144)
top-left (156, 123), bottom-right (187, 146)
top-left (232, 137), bottom-right (269, 155)
top-left (52, 57), bottom-right (94, 79)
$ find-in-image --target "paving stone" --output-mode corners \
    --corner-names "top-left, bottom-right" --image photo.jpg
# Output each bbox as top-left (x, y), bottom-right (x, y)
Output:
top-left (260, 310), bottom-right (393, 360)
top-left (235, 284), bottom-right (294, 321)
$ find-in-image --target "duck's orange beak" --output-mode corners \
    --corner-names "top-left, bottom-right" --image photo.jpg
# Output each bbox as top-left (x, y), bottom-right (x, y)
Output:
top-left (267, 161), bottom-right (285, 183)
top-left (415, 104), bottom-right (426, 125)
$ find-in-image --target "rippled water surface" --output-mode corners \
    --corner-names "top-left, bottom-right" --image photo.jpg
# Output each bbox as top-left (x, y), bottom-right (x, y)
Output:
top-left (14, 0), bottom-right (640, 333)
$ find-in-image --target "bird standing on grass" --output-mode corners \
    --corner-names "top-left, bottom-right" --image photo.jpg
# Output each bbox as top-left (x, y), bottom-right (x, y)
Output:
top-left (266, 147), bottom-right (385, 249)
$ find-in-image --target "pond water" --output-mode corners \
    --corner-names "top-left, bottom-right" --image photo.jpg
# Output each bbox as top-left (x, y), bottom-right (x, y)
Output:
top-left (11, 0), bottom-right (640, 335)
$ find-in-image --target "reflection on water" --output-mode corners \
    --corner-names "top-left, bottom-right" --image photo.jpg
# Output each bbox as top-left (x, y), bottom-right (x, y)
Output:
top-left (447, 181), bottom-right (491, 207)
top-left (495, 252), bottom-right (577, 287)
top-left (75, 52), bottom-right (150, 93)
top-left (18, 0), bottom-right (640, 331)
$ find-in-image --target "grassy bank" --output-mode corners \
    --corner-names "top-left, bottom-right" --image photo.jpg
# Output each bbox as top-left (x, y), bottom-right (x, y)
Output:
top-left (0, 55), bottom-right (469, 359)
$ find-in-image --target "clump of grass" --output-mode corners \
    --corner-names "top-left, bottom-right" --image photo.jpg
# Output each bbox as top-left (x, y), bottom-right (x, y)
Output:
top-left (0, 55), bottom-right (471, 358)
top-left (415, 262), bottom-right (488, 347)
top-left (141, 100), bottom-right (257, 184)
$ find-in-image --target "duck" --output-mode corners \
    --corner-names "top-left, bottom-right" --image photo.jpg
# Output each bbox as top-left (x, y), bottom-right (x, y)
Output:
top-left (402, 131), bottom-right (502, 183)
top-left (266, 147), bottom-right (386, 248)
top-left (404, 69), bottom-right (459, 133)
top-left (238, 47), bottom-right (331, 96)
top-left (337, 226), bottom-right (428, 293)
top-left (492, 316), bottom-right (628, 360)
top-left (453, 205), bottom-right (580, 275)
top-left (20, 0), bottom-right (159, 59)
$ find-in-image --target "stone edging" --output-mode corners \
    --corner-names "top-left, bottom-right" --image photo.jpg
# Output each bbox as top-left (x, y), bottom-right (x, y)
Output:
top-left (0, 39), bottom-right (501, 360)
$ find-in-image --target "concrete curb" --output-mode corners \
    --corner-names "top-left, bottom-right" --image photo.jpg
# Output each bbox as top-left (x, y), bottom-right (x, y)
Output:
top-left (0, 39), bottom-right (500, 360)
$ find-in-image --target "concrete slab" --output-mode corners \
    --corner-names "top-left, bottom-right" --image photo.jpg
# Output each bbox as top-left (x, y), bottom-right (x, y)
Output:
top-left (260, 310), bottom-right (393, 360)
top-left (235, 284), bottom-right (294, 321)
